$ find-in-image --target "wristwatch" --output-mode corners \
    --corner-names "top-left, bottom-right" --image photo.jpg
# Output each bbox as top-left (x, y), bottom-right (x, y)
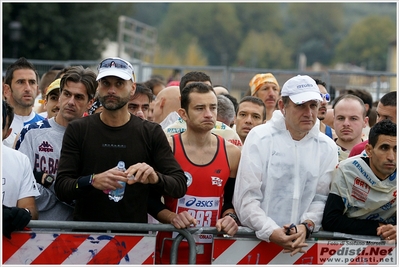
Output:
top-left (43, 174), bottom-right (55, 188)
top-left (24, 208), bottom-right (32, 218)
top-left (301, 221), bottom-right (314, 239)
top-left (225, 213), bottom-right (239, 224)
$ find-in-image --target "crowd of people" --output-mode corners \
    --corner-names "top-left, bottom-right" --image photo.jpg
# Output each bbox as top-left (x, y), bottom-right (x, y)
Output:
top-left (2, 56), bottom-right (397, 263)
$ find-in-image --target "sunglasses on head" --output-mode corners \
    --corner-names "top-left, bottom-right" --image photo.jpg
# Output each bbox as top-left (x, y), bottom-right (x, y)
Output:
top-left (320, 93), bottom-right (330, 102)
top-left (98, 58), bottom-right (133, 71)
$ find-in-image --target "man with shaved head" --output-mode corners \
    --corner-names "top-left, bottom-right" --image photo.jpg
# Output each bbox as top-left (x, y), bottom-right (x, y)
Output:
top-left (152, 86), bottom-right (181, 129)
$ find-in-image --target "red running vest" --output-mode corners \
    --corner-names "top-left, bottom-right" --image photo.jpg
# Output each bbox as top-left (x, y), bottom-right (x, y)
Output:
top-left (155, 133), bottom-right (231, 264)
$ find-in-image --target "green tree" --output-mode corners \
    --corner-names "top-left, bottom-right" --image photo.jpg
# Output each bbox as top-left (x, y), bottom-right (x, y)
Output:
top-left (3, 3), bottom-right (134, 60)
top-left (236, 30), bottom-right (293, 69)
top-left (335, 15), bottom-right (395, 71)
top-left (235, 3), bottom-right (284, 34)
top-left (285, 3), bottom-right (344, 66)
top-left (158, 3), bottom-right (242, 66)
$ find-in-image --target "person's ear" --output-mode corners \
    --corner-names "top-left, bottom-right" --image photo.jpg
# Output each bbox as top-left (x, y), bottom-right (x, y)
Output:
top-left (278, 99), bottom-right (285, 114)
top-left (178, 108), bottom-right (187, 121)
top-left (363, 116), bottom-right (369, 128)
top-left (86, 98), bottom-right (95, 111)
top-left (3, 83), bottom-right (11, 99)
top-left (365, 143), bottom-right (372, 158)
top-left (160, 97), bottom-right (166, 108)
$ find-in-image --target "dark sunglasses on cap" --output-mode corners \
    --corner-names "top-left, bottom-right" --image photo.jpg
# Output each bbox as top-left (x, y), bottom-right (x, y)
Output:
top-left (320, 93), bottom-right (330, 102)
top-left (97, 58), bottom-right (133, 71)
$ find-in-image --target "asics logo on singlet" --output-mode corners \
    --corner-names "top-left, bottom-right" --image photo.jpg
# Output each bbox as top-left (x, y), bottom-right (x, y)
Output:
top-left (186, 198), bottom-right (197, 206)
top-left (185, 198), bottom-right (214, 208)
top-left (38, 141), bottom-right (54, 152)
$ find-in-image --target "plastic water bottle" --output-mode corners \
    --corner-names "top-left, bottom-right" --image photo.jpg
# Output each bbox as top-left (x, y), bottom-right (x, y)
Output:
top-left (108, 161), bottom-right (126, 202)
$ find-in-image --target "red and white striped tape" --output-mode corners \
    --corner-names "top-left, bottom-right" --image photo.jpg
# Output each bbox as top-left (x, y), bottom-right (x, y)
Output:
top-left (211, 238), bottom-right (397, 265)
top-left (3, 232), bottom-right (155, 265)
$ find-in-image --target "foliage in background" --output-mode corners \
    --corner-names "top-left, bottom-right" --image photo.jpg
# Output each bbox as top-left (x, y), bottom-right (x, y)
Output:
top-left (236, 30), bottom-right (293, 69)
top-left (335, 16), bottom-right (396, 71)
top-left (3, 3), bottom-right (134, 60)
top-left (284, 3), bottom-right (344, 67)
top-left (158, 3), bottom-right (242, 66)
top-left (2, 2), bottom-right (396, 71)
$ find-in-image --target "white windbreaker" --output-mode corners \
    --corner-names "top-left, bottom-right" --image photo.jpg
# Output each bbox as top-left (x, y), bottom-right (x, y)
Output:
top-left (233, 110), bottom-right (338, 242)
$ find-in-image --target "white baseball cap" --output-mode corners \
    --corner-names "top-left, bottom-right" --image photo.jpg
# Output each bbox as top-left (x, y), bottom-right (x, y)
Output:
top-left (281, 75), bottom-right (322, 104)
top-left (96, 57), bottom-right (135, 81)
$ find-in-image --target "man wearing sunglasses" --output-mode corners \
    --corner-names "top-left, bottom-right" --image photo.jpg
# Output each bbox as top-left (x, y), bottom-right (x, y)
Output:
top-left (54, 57), bottom-right (187, 226)
top-left (314, 78), bottom-right (336, 140)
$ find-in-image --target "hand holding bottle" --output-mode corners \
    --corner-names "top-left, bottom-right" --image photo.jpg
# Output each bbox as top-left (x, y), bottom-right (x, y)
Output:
top-left (125, 162), bottom-right (158, 185)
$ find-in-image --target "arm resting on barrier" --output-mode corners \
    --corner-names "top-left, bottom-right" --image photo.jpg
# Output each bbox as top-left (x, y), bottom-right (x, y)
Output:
top-left (322, 193), bottom-right (381, 236)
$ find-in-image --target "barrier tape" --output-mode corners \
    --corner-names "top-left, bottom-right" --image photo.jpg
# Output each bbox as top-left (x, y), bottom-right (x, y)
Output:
top-left (3, 232), bottom-right (155, 265)
top-left (211, 237), bottom-right (397, 265)
top-left (3, 230), bottom-right (397, 265)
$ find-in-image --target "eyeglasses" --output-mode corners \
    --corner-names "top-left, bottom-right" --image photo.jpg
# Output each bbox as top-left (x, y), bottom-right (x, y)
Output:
top-left (320, 93), bottom-right (330, 102)
top-left (98, 58), bottom-right (133, 72)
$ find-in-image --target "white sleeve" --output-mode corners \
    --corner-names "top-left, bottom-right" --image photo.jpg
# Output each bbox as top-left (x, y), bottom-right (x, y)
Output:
top-left (233, 132), bottom-right (279, 242)
top-left (18, 153), bottom-right (41, 200)
top-left (16, 130), bottom-right (36, 169)
top-left (300, 142), bottom-right (338, 231)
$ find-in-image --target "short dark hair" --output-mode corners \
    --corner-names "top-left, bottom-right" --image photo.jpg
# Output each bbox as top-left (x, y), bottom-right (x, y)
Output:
top-left (55, 66), bottom-right (73, 79)
top-left (60, 66), bottom-right (97, 101)
top-left (2, 100), bottom-right (14, 130)
top-left (238, 96), bottom-right (267, 121)
top-left (181, 82), bottom-right (215, 111)
top-left (380, 91), bottom-right (396, 107)
top-left (179, 71), bottom-right (212, 92)
top-left (144, 77), bottom-right (165, 93)
top-left (222, 93), bottom-right (238, 113)
top-left (368, 119), bottom-right (396, 147)
top-left (314, 78), bottom-right (327, 88)
top-left (133, 82), bottom-right (153, 103)
top-left (39, 70), bottom-right (60, 95)
top-left (4, 57), bottom-right (39, 86)
top-left (281, 96), bottom-right (290, 107)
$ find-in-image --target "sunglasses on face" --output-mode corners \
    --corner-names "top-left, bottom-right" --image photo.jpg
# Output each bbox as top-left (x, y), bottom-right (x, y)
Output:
top-left (320, 93), bottom-right (330, 102)
top-left (98, 58), bottom-right (133, 71)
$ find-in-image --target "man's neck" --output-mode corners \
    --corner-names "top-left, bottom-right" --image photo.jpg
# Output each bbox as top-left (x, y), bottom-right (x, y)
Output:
top-left (100, 108), bottom-right (131, 127)
top-left (319, 121), bottom-right (326, 133)
top-left (12, 105), bottom-right (33, 117)
top-left (335, 138), bottom-right (362, 152)
top-left (54, 113), bottom-right (69, 127)
top-left (265, 107), bottom-right (275, 121)
top-left (182, 128), bottom-right (214, 148)
top-left (289, 130), bottom-right (308, 141)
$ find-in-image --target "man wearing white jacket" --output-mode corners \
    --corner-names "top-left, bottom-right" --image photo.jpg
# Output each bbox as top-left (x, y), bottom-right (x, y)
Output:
top-left (233, 75), bottom-right (338, 256)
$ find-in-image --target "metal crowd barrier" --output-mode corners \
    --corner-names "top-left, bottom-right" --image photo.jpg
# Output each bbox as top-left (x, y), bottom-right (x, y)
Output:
top-left (2, 220), bottom-right (395, 265)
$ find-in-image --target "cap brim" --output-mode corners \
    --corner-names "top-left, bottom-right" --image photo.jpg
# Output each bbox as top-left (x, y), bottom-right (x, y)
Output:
top-left (46, 87), bottom-right (60, 96)
top-left (96, 69), bottom-right (132, 81)
top-left (289, 91), bottom-right (322, 104)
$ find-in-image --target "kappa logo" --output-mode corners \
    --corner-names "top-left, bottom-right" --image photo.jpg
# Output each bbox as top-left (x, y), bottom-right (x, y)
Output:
top-left (38, 141), bottom-right (54, 152)
top-left (211, 176), bottom-right (223, 186)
